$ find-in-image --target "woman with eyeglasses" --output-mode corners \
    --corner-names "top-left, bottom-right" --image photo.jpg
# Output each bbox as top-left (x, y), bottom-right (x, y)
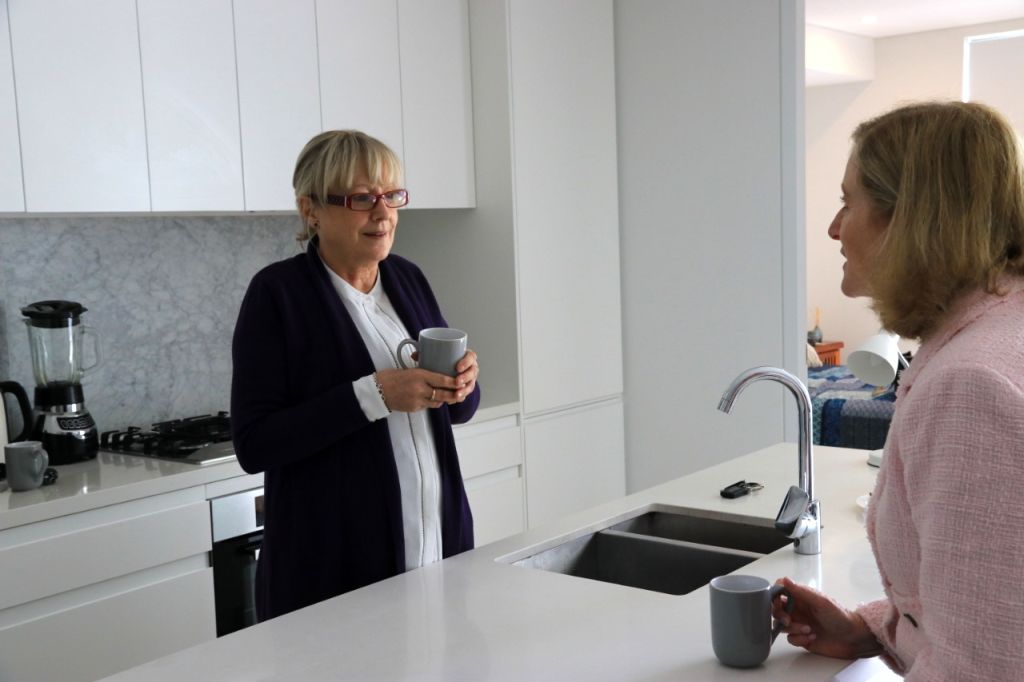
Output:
top-left (231, 130), bottom-right (480, 622)
top-left (773, 102), bottom-right (1024, 679)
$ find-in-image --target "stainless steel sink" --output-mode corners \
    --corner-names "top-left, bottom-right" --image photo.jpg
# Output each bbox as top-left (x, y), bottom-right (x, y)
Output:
top-left (501, 505), bottom-right (792, 596)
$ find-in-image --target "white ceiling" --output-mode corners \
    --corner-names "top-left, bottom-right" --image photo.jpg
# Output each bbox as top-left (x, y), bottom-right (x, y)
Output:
top-left (806, 0), bottom-right (1024, 38)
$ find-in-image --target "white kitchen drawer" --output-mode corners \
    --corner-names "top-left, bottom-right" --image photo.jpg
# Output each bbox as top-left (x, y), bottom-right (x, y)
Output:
top-left (0, 567), bottom-right (215, 682)
top-left (457, 417), bottom-right (524, 546)
top-left (0, 488), bottom-right (210, 611)
top-left (456, 415), bottom-right (521, 480)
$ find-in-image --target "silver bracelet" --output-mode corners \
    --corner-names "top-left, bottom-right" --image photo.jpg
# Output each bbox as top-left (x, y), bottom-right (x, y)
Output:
top-left (373, 373), bottom-right (391, 414)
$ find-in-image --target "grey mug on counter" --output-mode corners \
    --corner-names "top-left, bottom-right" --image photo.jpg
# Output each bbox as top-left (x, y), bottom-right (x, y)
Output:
top-left (4, 441), bottom-right (49, 491)
top-left (710, 574), bottom-right (792, 668)
top-left (397, 328), bottom-right (467, 377)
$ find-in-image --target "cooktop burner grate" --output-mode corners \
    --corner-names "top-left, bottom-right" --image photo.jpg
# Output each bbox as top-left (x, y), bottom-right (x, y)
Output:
top-left (100, 412), bottom-right (235, 465)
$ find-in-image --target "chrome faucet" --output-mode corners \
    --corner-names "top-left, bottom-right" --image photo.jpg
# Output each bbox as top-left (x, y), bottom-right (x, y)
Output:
top-left (718, 366), bottom-right (821, 555)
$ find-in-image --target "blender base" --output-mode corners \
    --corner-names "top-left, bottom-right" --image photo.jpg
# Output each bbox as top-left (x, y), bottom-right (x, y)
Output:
top-left (36, 422), bottom-right (99, 464)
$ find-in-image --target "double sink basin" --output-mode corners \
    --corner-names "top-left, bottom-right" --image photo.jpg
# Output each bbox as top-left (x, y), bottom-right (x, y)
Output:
top-left (499, 505), bottom-right (791, 596)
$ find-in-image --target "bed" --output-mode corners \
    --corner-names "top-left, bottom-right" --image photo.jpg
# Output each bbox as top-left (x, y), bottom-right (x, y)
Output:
top-left (807, 365), bottom-right (896, 450)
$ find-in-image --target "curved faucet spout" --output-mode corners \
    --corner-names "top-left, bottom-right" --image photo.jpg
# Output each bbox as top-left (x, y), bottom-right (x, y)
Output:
top-left (718, 366), bottom-right (820, 555)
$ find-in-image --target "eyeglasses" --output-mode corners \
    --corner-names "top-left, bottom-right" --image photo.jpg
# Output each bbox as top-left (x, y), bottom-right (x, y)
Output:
top-left (321, 189), bottom-right (409, 211)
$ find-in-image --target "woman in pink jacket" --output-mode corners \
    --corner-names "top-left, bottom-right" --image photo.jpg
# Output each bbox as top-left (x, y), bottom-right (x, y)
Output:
top-left (775, 101), bottom-right (1024, 679)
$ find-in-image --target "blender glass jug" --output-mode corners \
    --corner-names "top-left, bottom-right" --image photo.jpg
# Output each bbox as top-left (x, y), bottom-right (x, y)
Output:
top-left (22, 301), bottom-right (102, 387)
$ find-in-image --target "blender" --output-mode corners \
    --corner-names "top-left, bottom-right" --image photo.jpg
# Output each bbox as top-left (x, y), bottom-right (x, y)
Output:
top-left (21, 300), bottom-right (102, 463)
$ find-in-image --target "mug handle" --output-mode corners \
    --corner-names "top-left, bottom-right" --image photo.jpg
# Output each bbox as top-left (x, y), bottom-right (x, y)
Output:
top-left (35, 448), bottom-right (49, 478)
top-left (769, 584), bottom-right (794, 643)
top-left (396, 339), bottom-right (418, 369)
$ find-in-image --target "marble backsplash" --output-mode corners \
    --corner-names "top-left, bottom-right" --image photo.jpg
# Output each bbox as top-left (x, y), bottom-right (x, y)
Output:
top-left (0, 215), bottom-right (300, 434)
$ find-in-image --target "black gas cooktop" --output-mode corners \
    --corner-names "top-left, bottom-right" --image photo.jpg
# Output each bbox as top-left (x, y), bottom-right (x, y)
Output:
top-left (100, 412), bottom-right (235, 466)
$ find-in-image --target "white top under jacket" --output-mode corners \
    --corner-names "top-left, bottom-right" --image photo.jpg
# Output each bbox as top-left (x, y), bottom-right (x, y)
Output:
top-left (323, 261), bottom-right (442, 571)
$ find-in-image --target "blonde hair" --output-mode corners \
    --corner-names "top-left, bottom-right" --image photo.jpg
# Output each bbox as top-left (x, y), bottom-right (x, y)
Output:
top-left (854, 101), bottom-right (1024, 339)
top-left (292, 130), bottom-right (404, 242)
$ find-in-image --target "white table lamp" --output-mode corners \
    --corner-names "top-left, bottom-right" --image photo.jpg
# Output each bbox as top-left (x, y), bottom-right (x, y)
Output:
top-left (847, 331), bottom-right (909, 387)
top-left (847, 330), bottom-right (909, 468)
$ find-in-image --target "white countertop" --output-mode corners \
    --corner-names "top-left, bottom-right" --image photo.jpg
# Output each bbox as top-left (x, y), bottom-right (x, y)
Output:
top-left (0, 451), bottom-right (255, 531)
top-left (98, 442), bottom-right (889, 681)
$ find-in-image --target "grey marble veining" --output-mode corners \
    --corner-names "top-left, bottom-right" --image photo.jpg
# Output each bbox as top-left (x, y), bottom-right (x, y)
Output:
top-left (0, 215), bottom-right (300, 433)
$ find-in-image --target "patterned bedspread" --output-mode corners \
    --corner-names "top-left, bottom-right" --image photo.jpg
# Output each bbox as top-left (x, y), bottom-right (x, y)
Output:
top-left (807, 365), bottom-right (896, 450)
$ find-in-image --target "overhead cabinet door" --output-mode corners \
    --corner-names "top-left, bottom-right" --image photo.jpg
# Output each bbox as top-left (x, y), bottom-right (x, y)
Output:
top-left (0, 0), bottom-right (22, 211)
top-left (234, 0), bottom-right (321, 211)
top-left (316, 0), bottom-right (404, 162)
top-left (137, 0), bottom-right (244, 211)
top-left (397, 0), bottom-right (475, 208)
top-left (9, 0), bottom-right (149, 211)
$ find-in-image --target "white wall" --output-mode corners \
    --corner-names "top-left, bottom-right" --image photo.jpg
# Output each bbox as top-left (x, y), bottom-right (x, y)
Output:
top-left (616, 0), bottom-right (805, 491)
top-left (806, 17), bottom-right (1024, 355)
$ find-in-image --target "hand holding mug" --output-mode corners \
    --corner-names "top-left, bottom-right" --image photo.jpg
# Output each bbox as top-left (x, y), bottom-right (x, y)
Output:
top-left (395, 328), bottom-right (479, 405)
top-left (374, 368), bottom-right (456, 412)
top-left (771, 577), bottom-right (883, 659)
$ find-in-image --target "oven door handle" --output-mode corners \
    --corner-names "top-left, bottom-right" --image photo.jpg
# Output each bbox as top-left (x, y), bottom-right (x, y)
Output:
top-left (240, 535), bottom-right (262, 560)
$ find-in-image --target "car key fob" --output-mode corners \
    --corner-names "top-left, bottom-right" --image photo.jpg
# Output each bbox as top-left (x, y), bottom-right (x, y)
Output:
top-left (721, 480), bottom-right (750, 499)
top-left (721, 480), bottom-right (763, 499)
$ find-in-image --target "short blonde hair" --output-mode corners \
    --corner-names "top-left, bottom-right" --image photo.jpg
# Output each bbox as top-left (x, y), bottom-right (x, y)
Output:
top-left (292, 130), bottom-right (404, 242)
top-left (854, 101), bottom-right (1024, 339)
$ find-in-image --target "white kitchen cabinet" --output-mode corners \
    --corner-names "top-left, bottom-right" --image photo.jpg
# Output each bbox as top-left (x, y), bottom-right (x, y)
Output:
top-left (508, 0), bottom-right (623, 414)
top-left (0, 1), bottom-right (23, 211)
top-left (456, 414), bottom-right (524, 546)
top-left (0, 569), bottom-right (214, 682)
top-left (0, 488), bottom-right (215, 681)
top-left (397, 0), bottom-right (475, 208)
top-left (8, 0), bottom-right (149, 211)
top-left (137, 0), bottom-right (244, 211)
top-left (234, 0), bottom-right (321, 211)
top-left (316, 0), bottom-right (404, 162)
top-left (523, 399), bottom-right (625, 528)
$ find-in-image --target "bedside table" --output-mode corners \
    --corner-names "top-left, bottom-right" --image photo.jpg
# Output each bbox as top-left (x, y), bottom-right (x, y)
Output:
top-left (814, 341), bottom-right (844, 366)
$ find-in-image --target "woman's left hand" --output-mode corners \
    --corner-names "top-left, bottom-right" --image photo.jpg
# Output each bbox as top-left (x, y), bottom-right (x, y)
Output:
top-left (442, 349), bottom-right (478, 404)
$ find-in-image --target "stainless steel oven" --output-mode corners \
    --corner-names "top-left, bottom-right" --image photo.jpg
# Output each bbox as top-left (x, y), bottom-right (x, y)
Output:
top-left (210, 487), bottom-right (263, 637)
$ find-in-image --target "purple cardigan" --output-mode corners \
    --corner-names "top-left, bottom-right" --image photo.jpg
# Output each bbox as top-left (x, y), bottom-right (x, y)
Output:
top-left (230, 238), bottom-right (479, 621)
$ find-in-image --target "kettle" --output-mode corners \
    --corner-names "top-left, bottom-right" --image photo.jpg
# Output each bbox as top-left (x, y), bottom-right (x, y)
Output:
top-left (0, 381), bottom-right (33, 462)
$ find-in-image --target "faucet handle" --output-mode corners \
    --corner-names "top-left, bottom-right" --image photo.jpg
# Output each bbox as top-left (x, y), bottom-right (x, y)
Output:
top-left (775, 485), bottom-right (811, 537)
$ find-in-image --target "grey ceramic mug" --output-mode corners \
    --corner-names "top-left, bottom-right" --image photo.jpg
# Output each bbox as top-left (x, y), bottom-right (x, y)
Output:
top-left (4, 441), bottom-right (49, 491)
top-left (397, 328), bottom-right (468, 377)
top-left (710, 574), bottom-right (793, 668)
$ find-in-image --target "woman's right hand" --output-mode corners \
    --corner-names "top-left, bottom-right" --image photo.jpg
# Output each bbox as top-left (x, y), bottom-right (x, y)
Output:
top-left (772, 577), bottom-right (883, 660)
top-left (374, 368), bottom-right (458, 413)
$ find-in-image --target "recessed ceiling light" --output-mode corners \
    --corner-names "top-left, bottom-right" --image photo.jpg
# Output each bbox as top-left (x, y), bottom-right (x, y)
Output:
top-left (861, 14), bottom-right (879, 25)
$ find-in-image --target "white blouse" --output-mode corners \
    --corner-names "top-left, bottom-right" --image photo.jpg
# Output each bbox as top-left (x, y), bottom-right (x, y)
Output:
top-left (322, 261), bottom-right (442, 571)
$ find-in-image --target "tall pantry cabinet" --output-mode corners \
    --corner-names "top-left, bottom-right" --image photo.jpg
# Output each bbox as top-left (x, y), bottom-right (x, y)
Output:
top-left (397, 0), bottom-right (626, 531)
top-left (508, 0), bottom-right (625, 527)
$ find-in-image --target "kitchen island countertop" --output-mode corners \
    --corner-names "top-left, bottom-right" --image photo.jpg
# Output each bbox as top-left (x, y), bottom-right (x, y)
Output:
top-left (97, 442), bottom-right (890, 681)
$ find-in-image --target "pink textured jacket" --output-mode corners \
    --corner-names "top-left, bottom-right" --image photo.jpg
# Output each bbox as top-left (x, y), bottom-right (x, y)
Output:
top-left (855, 276), bottom-right (1024, 680)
